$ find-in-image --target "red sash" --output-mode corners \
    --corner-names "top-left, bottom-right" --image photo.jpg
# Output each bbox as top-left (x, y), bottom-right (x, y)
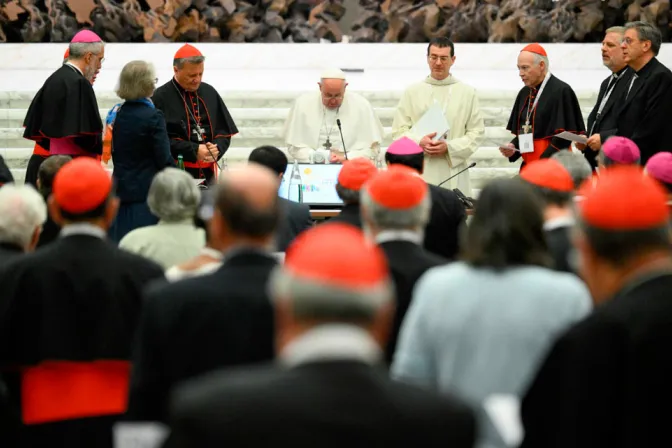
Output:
top-left (521, 139), bottom-right (551, 164)
top-left (32, 144), bottom-right (50, 157)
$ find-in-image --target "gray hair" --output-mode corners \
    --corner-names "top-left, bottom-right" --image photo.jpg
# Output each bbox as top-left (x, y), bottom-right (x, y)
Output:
top-left (68, 42), bottom-right (104, 59)
top-left (625, 21), bottom-right (662, 56)
top-left (116, 61), bottom-right (156, 101)
top-left (269, 266), bottom-right (393, 323)
top-left (174, 56), bottom-right (206, 69)
top-left (0, 184), bottom-right (47, 248)
top-left (335, 184), bottom-right (360, 204)
top-left (147, 168), bottom-right (201, 222)
top-left (534, 53), bottom-right (550, 71)
top-left (605, 26), bottom-right (626, 35)
top-left (551, 150), bottom-right (593, 190)
top-left (360, 187), bottom-right (431, 230)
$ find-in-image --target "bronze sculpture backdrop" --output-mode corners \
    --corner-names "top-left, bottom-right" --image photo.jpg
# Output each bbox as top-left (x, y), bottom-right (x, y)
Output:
top-left (0, 0), bottom-right (669, 43)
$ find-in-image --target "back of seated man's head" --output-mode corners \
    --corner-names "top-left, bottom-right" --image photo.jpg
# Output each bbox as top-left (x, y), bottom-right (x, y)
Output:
top-left (38, 155), bottom-right (72, 196)
top-left (645, 151), bottom-right (672, 194)
top-left (0, 184), bottom-right (48, 251)
top-left (551, 150), bottom-right (592, 191)
top-left (212, 164), bottom-right (281, 248)
top-left (336, 158), bottom-right (378, 205)
top-left (600, 136), bottom-right (640, 168)
top-left (384, 137), bottom-right (424, 174)
top-left (50, 158), bottom-right (118, 228)
top-left (520, 159), bottom-right (574, 209)
top-left (248, 145), bottom-right (288, 179)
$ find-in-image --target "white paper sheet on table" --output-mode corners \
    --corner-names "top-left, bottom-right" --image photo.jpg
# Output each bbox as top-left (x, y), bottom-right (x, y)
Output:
top-left (410, 103), bottom-right (450, 141)
top-left (555, 131), bottom-right (588, 144)
top-left (483, 394), bottom-right (523, 447)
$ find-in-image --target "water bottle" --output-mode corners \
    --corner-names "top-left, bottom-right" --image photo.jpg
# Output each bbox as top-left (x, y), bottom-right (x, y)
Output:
top-left (290, 160), bottom-right (304, 203)
top-left (177, 155), bottom-right (185, 171)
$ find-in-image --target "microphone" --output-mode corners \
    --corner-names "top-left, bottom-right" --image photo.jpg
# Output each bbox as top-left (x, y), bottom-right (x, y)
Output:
top-left (336, 119), bottom-right (348, 161)
top-left (438, 162), bottom-right (476, 187)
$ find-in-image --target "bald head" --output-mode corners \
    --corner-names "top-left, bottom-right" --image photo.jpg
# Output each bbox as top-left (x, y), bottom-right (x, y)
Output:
top-left (214, 165), bottom-right (281, 241)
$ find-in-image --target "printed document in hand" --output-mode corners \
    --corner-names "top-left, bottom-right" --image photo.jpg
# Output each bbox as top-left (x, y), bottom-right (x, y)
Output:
top-left (410, 103), bottom-right (450, 141)
top-left (483, 394), bottom-right (523, 447)
top-left (555, 131), bottom-right (588, 144)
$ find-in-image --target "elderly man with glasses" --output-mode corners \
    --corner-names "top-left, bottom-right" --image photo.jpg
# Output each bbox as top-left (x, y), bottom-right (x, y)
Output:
top-left (283, 68), bottom-right (384, 164)
top-left (23, 30), bottom-right (105, 159)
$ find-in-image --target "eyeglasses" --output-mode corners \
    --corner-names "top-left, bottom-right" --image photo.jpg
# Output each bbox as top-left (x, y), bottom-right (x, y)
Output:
top-left (429, 55), bottom-right (451, 63)
top-left (321, 93), bottom-right (343, 100)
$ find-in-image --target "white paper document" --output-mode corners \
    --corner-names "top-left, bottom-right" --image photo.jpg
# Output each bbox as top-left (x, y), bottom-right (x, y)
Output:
top-left (410, 103), bottom-right (450, 140)
top-left (555, 131), bottom-right (588, 144)
top-left (114, 422), bottom-right (169, 448)
top-left (483, 395), bottom-right (523, 447)
top-left (192, 178), bottom-right (206, 186)
top-left (498, 145), bottom-right (521, 153)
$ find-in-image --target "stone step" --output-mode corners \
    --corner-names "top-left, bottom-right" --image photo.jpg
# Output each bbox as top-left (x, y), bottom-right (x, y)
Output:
top-left (0, 126), bottom-right (518, 149)
top-left (0, 105), bottom-right (595, 129)
top-left (0, 89), bottom-right (600, 110)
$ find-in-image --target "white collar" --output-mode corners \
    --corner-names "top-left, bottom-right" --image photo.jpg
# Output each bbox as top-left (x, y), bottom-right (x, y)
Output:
top-left (375, 229), bottom-right (423, 245)
top-left (544, 215), bottom-right (575, 231)
top-left (65, 62), bottom-right (84, 76)
top-left (60, 223), bottom-right (107, 239)
top-left (280, 324), bottom-right (382, 368)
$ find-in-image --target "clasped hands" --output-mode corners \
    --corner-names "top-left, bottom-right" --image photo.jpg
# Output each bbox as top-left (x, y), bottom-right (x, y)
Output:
top-left (574, 134), bottom-right (601, 152)
top-left (420, 132), bottom-right (448, 156)
top-left (197, 143), bottom-right (219, 163)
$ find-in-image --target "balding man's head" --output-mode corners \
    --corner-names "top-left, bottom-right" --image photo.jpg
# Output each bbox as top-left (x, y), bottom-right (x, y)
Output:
top-left (212, 164), bottom-right (281, 247)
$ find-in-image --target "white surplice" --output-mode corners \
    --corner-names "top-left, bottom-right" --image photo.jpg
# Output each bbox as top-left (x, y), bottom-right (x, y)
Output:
top-left (392, 75), bottom-right (485, 196)
top-left (282, 91), bottom-right (384, 163)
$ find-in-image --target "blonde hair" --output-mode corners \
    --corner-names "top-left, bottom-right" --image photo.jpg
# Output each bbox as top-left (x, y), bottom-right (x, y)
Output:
top-left (116, 60), bottom-right (156, 101)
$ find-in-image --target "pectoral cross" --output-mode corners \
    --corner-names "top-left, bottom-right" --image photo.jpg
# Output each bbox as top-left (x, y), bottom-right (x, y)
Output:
top-left (323, 138), bottom-right (332, 151)
top-left (193, 125), bottom-right (204, 142)
top-left (521, 121), bottom-right (532, 134)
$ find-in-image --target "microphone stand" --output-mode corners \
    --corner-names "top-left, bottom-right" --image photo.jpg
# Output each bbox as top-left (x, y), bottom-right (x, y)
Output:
top-left (336, 119), bottom-right (349, 161)
top-left (438, 162), bottom-right (477, 187)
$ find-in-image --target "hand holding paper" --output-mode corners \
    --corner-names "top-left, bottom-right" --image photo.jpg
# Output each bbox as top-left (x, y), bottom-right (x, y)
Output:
top-left (555, 131), bottom-right (588, 145)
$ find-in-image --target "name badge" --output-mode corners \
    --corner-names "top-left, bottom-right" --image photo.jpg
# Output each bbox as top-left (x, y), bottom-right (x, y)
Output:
top-left (519, 133), bottom-right (534, 154)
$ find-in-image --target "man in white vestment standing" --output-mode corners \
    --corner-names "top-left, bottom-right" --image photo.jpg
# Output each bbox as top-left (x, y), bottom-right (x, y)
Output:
top-left (392, 38), bottom-right (484, 196)
top-left (282, 68), bottom-right (385, 164)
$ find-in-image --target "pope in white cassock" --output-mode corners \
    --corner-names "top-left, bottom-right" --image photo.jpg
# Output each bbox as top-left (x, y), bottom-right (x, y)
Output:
top-left (282, 68), bottom-right (384, 164)
top-left (392, 38), bottom-right (485, 196)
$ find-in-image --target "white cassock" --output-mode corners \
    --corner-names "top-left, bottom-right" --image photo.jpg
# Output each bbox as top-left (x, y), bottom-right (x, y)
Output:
top-left (282, 91), bottom-right (384, 163)
top-left (392, 75), bottom-right (485, 196)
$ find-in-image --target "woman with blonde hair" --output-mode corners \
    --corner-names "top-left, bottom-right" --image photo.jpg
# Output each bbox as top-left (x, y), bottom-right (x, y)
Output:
top-left (107, 60), bottom-right (174, 242)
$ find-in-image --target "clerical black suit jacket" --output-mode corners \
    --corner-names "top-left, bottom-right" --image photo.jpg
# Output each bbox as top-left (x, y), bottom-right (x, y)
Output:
top-left (0, 155), bottom-right (13, 186)
top-left (163, 360), bottom-right (476, 448)
top-left (275, 197), bottom-right (313, 252)
top-left (126, 249), bottom-right (277, 424)
top-left (424, 184), bottom-right (466, 260)
top-left (616, 58), bottom-right (672, 164)
top-left (584, 67), bottom-right (633, 170)
top-left (0, 242), bottom-right (22, 269)
top-left (0, 232), bottom-right (165, 448)
top-left (379, 240), bottom-right (447, 363)
top-left (328, 202), bottom-right (362, 228)
top-left (520, 272), bottom-right (672, 448)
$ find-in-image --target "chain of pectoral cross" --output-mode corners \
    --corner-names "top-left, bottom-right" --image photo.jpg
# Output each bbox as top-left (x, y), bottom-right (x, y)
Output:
top-left (321, 106), bottom-right (340, 151)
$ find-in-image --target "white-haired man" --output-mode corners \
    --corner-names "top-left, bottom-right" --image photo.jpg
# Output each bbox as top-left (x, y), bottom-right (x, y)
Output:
top-left (360, 165), bottom-right (447, 363)
top-left (163, 223), bottom-right (476, 448)
top-left (23, 30), bottom-right (105, 158)
top-left (152, 43), bottom-right (238, 185)
top-left (0, 184), bottom-right (47, 267)
top-left (283, 68), bottom-right (384, 164)
top-left (501, 43), bottom-right (585, 171)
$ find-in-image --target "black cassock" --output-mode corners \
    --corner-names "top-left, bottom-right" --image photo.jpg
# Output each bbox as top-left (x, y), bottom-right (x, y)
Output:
top-left (520, 272), bottom-right (672, 448)
top-left (506, 75), bottom-right (586, 170)
top-left (152, 79), bottom-right (238, 184)
top-left (615, 57), bottom-right (672, 164)
top-left (22, 65), bottom-right (102, 154)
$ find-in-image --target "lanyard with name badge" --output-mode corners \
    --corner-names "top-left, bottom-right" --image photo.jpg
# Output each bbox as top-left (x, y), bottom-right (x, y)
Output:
top-left (519, 71), bottom-right (551, 154)
top-left (589, 69), bottom-right (628, 135)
